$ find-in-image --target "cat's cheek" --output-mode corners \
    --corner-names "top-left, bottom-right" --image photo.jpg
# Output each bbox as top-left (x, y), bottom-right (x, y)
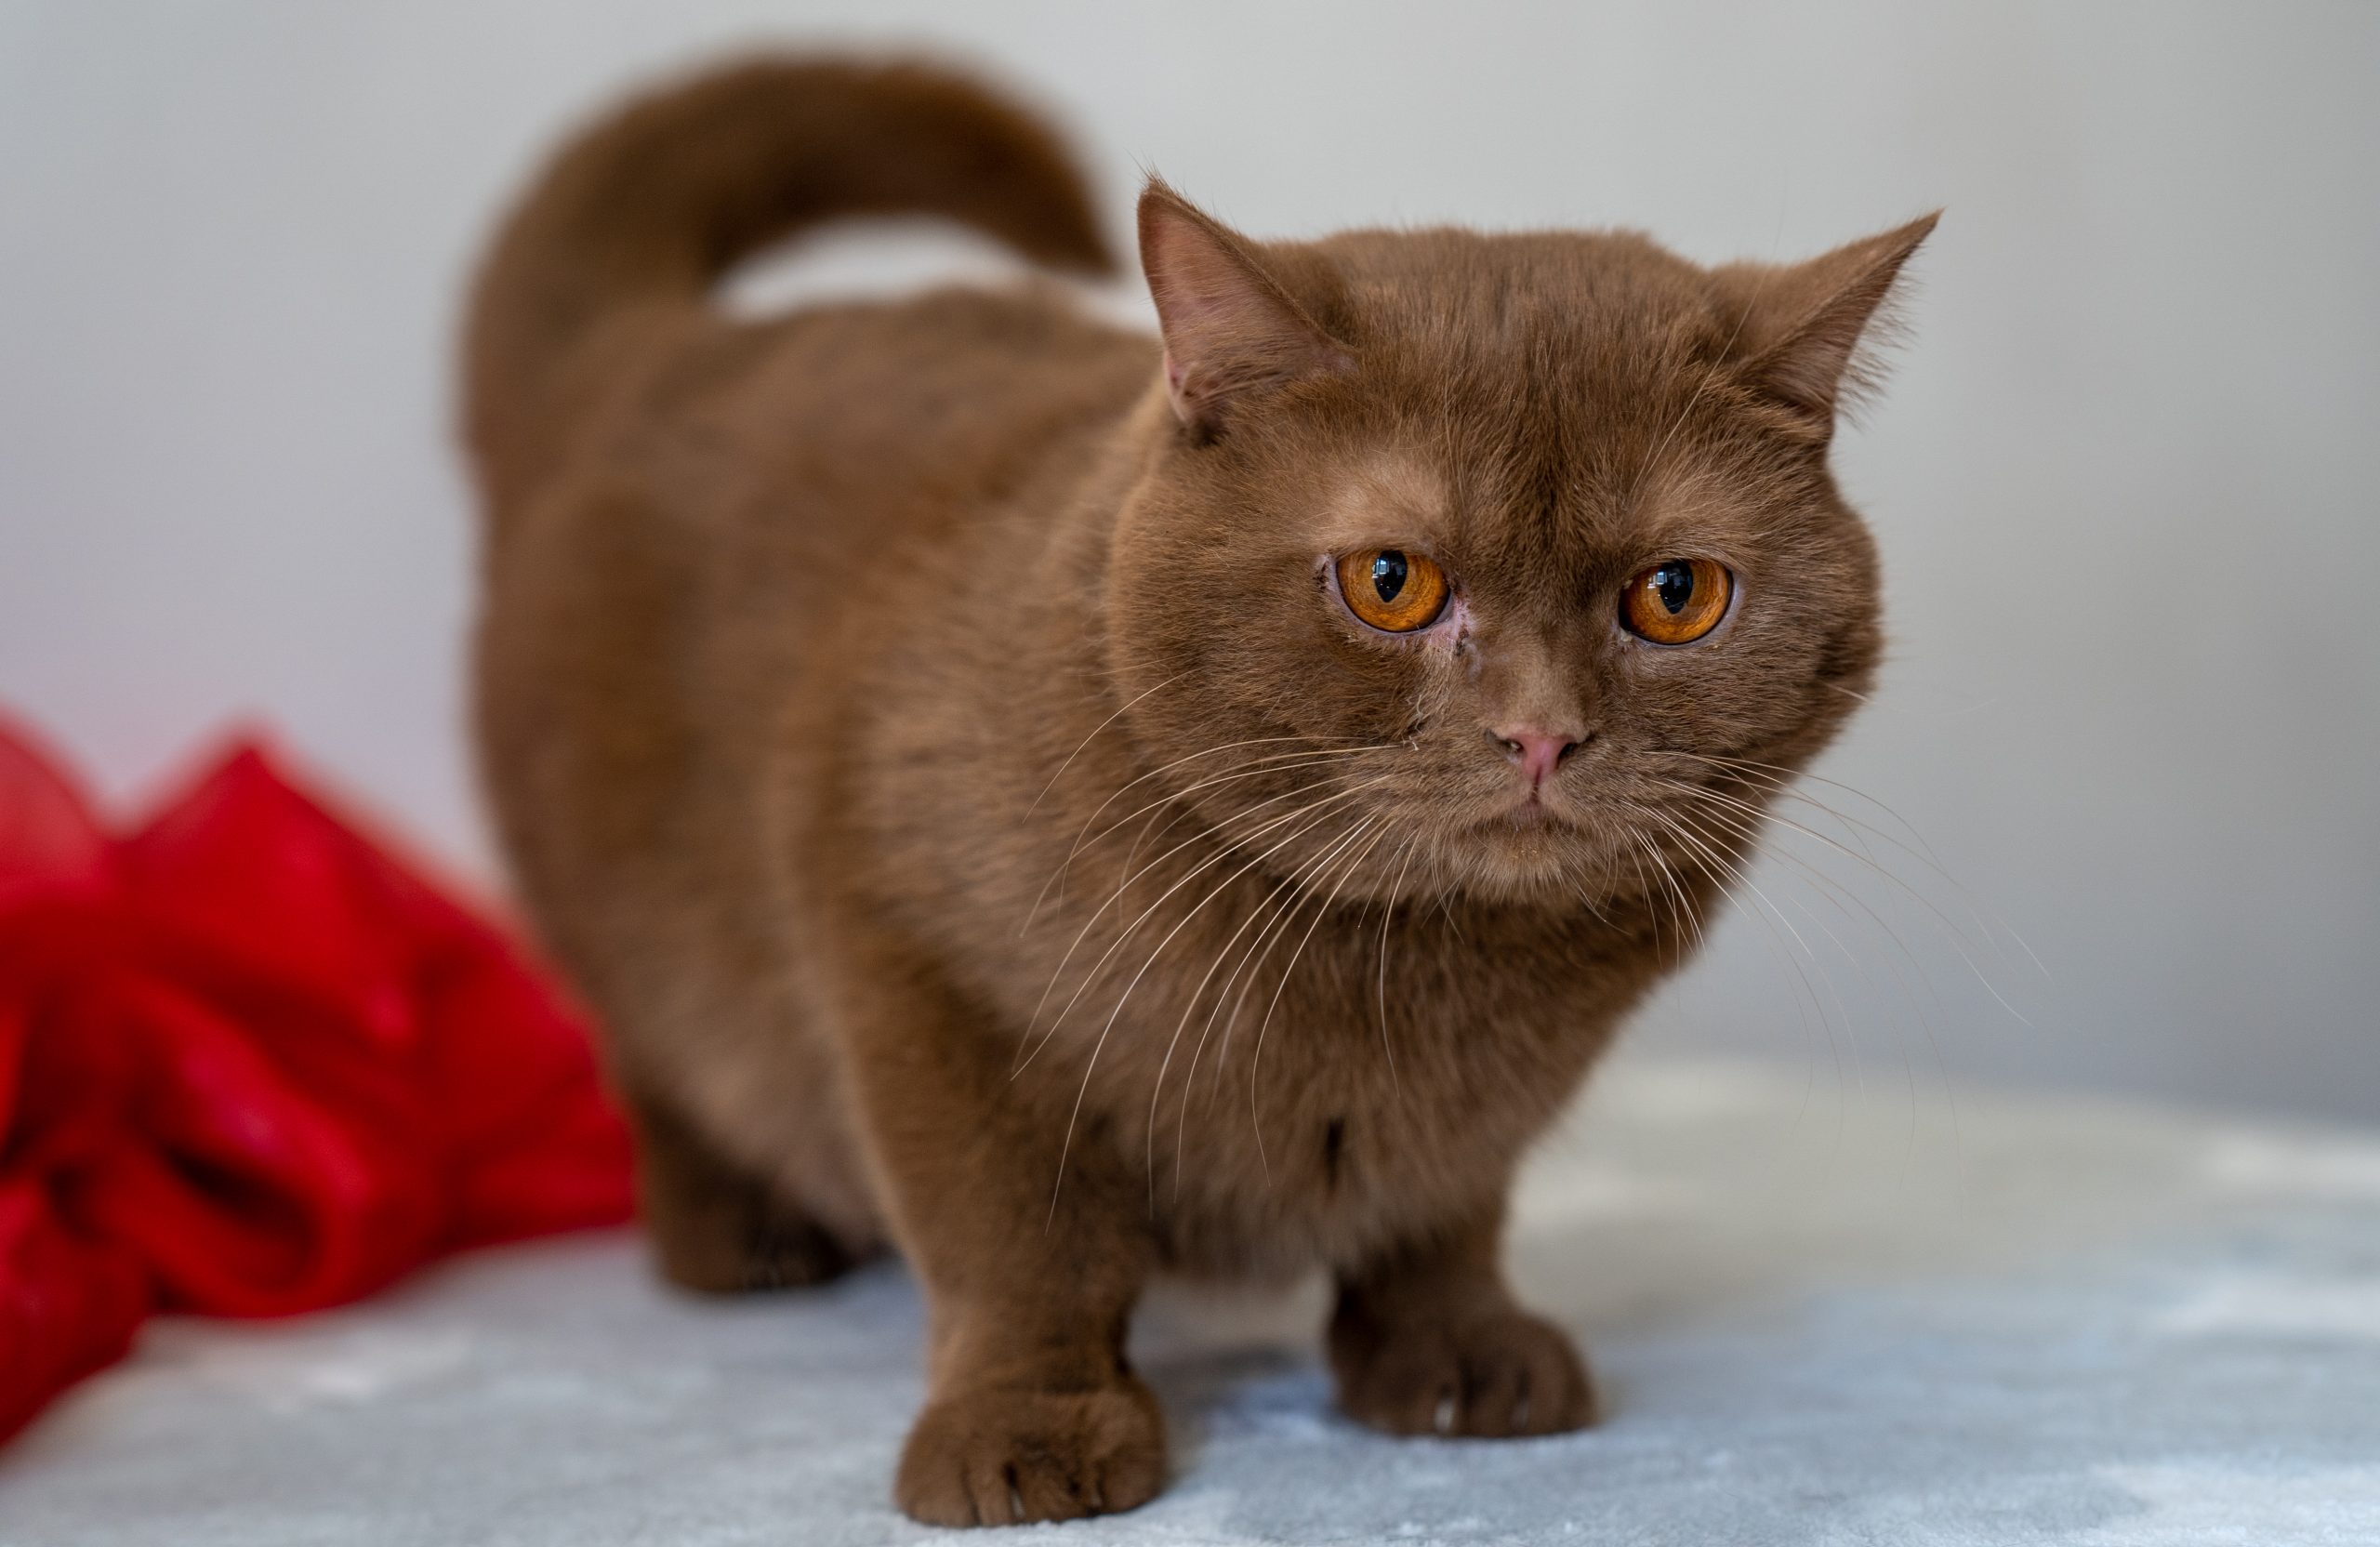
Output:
top-left (1609, 600), bottom-right (1771, 741)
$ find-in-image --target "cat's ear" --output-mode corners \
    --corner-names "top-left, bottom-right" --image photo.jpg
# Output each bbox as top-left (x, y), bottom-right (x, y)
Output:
top-left (1137, 179), bottom-right (1351, 436)
top-left (1719, 212), bottom-right (1940, 439)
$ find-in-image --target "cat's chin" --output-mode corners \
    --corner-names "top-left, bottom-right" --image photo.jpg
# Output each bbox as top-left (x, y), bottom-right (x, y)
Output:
top-left (1456, 807), bottom-right (1607, 905)
top-left (1469, 798), bottom-right (1583, 843)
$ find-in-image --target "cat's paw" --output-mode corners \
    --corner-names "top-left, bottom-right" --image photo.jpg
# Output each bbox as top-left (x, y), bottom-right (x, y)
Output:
top-left (894, 1379), bottom-right (1168, 1527)
top-left (1331, 1306), bottom-right (1598, 1438)
top-left (649, 1203), bottom-right (863, 1294)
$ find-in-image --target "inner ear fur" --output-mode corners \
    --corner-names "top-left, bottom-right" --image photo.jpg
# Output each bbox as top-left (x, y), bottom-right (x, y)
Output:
top-left (1137, 178), bottom-right (1351, 436)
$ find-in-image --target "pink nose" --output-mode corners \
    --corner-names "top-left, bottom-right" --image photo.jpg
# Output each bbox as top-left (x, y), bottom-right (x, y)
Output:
top-left (1489, 725), bottom-right (1582, 787)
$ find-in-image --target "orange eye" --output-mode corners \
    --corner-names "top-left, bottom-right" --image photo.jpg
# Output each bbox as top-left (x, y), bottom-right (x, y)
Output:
top-left (1620, 559), bottom-right (1733, 644)
top-left (1335, 549), bottom-right (1449, 632)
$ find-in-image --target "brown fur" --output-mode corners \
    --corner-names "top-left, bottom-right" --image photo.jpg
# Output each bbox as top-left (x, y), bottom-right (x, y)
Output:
top-left (464, 55), bottom-right (1933, 1527)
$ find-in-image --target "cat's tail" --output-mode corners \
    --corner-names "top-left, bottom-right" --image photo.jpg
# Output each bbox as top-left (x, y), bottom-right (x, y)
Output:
top-left (462, 56), bottom-right (1115, 513)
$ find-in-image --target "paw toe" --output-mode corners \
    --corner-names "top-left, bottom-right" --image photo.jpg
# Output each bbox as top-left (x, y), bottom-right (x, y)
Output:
top-left (895, 1382), bottom-right (1166, 1527)
top-left (1337, 1310), bottom-right (1596, 1440)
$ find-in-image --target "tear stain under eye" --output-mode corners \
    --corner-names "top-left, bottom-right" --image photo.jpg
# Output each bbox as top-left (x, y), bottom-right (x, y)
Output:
top-left (1398, 674), bottom-right (1447, 742)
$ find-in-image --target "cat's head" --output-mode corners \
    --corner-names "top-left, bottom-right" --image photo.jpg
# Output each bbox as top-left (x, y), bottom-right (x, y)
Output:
top-left (1105, 182), bottom-right (1933, 908)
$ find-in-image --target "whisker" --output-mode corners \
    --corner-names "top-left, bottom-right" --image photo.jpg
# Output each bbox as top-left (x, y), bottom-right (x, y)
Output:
top-left (1019, 766), bottom-right (1374, 1055)
top-left (1247, 815), bottom-right (1393, 1180)
top-left (1659, 750), bottom-right (2043, 979)
top-left (1151, 840), bottom-right (1330, 1206)
top-left (1627, 829), bottom-right (1704, 957)
top-left (1061, 734), bottom-right (1382, 856)
top-left (1621, 842), bottom-right (1664, 951)
top-left (1646, 801), bottom-right (1859, 1106)
top-left (1375, 834), bottom-right (1421, 1097)
top-left (1662, 791), bottom-right (1964, 1140)
top-left (1024, 669), bottom-right (1188, 819)
top-left (1646, 773), bottom-right (2034, 1025)
top-left (1021, 741), bottom-right (1395, 935)
top-left (1075, 747), bottom-right (1390, 863)
top-left (1636, 804), bottom-right (1845, 1098)
top-left (1171, 813), bottom-right (1371, 1200)
top-left (1207, 816), bottom-right (1378, 1110)
top-left (1016, 774), bottom-right (1395, 1078)
top-left (1059, 803), bottom-right (1381, 1225)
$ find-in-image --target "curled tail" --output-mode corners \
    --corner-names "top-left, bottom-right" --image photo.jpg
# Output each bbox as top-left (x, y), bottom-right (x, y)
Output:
top-left (463, 57), bottom-right (1116, 514)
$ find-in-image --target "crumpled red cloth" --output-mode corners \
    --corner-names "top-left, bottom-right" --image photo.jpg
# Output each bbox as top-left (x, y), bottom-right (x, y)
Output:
top-left (0, 714), bottom-right (632, 1442)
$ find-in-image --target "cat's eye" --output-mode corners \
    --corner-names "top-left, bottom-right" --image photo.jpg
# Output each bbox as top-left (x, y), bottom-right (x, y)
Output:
top-left (1335, 549), bottom-right (1449, 633)
top-left (1620, 559), bottom-right (1733, 645)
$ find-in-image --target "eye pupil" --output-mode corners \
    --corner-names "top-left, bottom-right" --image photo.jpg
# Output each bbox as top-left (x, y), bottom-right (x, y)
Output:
top-left (1654, 562), bottom-right (1694, 615)
top-left (1370, 551), bottom-right (1408, 602)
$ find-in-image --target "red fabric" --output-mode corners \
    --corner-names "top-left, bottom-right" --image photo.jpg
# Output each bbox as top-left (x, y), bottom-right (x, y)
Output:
top-left (0, 715), bottom-right (632, 1442)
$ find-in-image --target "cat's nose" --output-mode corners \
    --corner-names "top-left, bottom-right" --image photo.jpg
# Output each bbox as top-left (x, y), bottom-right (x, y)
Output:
top-left (1488, 724), bottom-right (1583, 788)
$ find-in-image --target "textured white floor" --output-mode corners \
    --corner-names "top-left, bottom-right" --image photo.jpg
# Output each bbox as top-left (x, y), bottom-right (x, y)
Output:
top-left (8, 1054), bottom-right (2379, 1545)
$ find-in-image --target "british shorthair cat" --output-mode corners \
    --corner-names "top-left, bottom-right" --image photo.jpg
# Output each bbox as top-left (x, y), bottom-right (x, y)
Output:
top-left (465, 57), bottom-right (1932, 1527)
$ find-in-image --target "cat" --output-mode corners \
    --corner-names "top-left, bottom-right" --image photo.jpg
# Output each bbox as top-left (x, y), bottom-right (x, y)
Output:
top-left (464, 56), bottom-right (1932, 1527)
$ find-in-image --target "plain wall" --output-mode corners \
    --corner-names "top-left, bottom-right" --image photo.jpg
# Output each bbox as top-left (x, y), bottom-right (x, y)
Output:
top-left (3, 2), bottom-right (2374, 1121)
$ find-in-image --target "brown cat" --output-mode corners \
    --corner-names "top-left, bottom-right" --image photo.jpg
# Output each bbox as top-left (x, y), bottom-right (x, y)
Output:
top-left (464, 57), bottom-right (1932, 1527)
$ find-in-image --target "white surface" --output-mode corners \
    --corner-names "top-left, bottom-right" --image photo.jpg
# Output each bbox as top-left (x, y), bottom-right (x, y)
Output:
top-left (9, 1053), bottom-right (2379, 1545)
top-left (3, 3), bottom-right (2376, 1120)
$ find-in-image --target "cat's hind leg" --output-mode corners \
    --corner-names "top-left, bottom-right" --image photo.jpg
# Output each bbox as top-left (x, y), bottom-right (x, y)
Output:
top-left (626, 1086), bottom-right (873, 1293)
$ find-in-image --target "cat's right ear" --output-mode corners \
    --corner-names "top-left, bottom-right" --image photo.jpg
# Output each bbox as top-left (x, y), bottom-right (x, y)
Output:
top-left (1137, 180), bottom-right (1350, 437)
top-left (1717, 212), bottom-right (1940, 443)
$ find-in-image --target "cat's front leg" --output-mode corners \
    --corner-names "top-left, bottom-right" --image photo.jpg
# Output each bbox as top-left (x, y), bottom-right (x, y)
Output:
top-left (836, 950), bottom-right (1166, 1527)
top-left (882, 1119), bottom-right (1166, 1528)
top-left (1328, 1208), bottom-right (1598, 1439)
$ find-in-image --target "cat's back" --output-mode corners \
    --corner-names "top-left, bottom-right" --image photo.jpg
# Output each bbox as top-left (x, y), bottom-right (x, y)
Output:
top-left (476, 279), bottom-right (1152, 840)
top-left (665, 284), bottom-right (1155, 572)
top-left (734, 283), bottom-right (1154, 462)
top-left (545, 283), bottom-right (1152, 681)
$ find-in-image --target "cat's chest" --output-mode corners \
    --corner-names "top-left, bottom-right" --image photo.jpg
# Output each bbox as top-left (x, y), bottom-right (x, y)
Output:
top-left (1119, 915), bottom-right (1648, 1276)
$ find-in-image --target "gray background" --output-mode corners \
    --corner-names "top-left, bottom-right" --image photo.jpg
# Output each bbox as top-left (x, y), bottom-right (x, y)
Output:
top-left (3, 2), bottom-right (2373, 1121)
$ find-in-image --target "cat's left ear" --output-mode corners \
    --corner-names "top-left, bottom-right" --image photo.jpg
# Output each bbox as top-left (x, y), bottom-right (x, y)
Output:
top-left (1719, 212), bottom-right (1940, 440)
top-left (1138, 179), bottom-right (1351, 437)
